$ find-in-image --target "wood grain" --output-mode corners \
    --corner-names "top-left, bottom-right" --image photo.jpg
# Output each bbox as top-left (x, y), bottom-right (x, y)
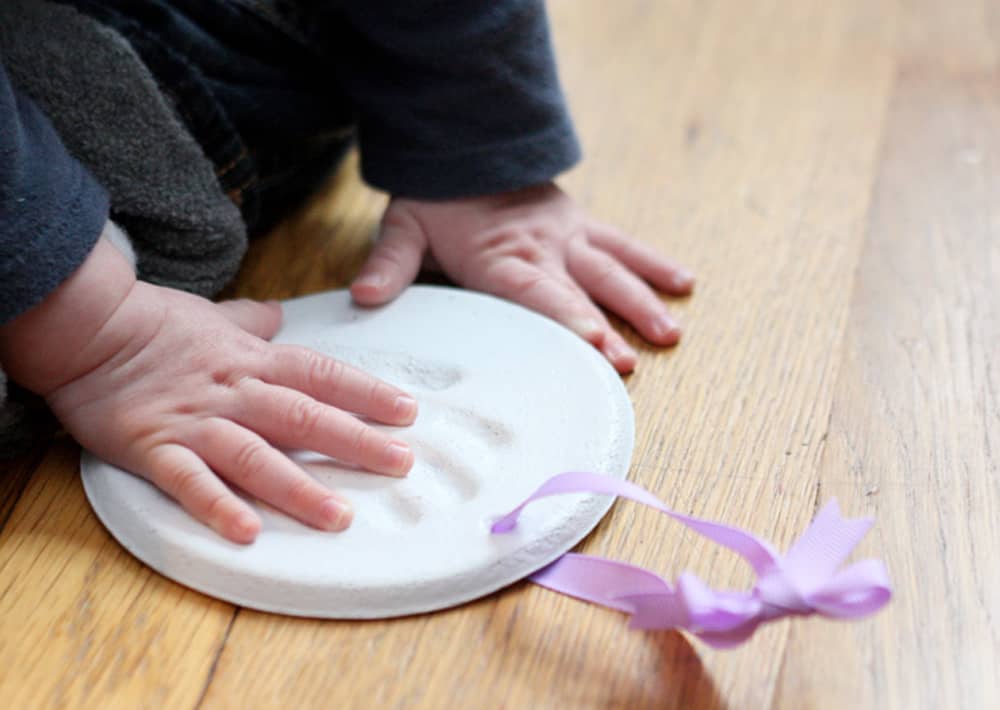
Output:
top-left (773, 68), bottom-right (1000, 710)
top-left (0, 444), bottom-right (45, 536)
top-left (1, 0), bottom-right (997, 707)
top-left (0, 443), bottom-right (236, 709)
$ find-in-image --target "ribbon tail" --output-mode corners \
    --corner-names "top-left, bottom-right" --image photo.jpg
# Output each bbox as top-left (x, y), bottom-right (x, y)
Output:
top-left (781, 499), bottom-right (876, 586)
top-left (529, 553), bottom-right (673, 615)
top-left (613, 592), bottom-right (689, 629)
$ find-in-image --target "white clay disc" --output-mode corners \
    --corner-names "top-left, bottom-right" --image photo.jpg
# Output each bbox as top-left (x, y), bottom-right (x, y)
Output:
top-left (81, 286), bottom-right (634, 618)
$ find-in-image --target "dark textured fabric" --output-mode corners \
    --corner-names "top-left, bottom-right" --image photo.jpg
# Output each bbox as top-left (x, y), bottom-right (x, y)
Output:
top-left (0, 62), bottom-right (109, 326)
top-left (55, 0), bottom-right (350, 236)
top-left (319, 0), bottom-right (582, 198)
top-left (72, 0), bottom-right (581, 201)
top-left (52, 0), bottom-right (263, 232)
top-left (1, 0), bottom-right (248, 300)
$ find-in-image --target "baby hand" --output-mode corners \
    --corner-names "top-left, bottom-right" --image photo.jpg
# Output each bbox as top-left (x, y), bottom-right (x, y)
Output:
top-left (351, 183), bottom-right (694, 373)
top-left (0, 239), bottom-right (417, 543)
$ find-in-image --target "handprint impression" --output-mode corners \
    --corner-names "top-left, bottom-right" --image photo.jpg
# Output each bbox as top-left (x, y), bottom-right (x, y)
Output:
top-left (278, 346), bottom-right (514, 532)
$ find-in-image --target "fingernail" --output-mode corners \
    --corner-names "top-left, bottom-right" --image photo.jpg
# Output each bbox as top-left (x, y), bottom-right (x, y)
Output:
top-left (319, 498), bottom-right (353, 531)
top-left (568, 317), bottom-right (603, 341)
top-left (394, 394), bottom-right (418, 419)
top-left (608, 341), bottom-right (636, 363)
top-left (386, 441), bottom-right (414, 475)
top-left (607, 342), bottom-right (637, 374)
top-left (672, 269), bottom-right (695, 290)
top-left (651, 314), bottom-right (681, 342)
top-left (230, 511), bottom-right (261, 543)
top-left (353, 273), bottom-right (385, 290)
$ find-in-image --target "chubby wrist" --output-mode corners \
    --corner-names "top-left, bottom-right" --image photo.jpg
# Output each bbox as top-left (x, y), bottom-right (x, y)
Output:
top-left (0, 227), bottom-right (137, 395)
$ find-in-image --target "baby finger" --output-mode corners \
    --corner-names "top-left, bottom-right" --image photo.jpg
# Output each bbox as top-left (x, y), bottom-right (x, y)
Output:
top-left (231, 379), bottom-right (415, 478)
top-left (263, 344), bottom-right (417, 426)
top-left (192, 418), bottom-right (354, 533)
top-left (146, 443), bottom-right (261, 544)
top-left (476, 257), bottom-right (608, 345)
top-left (588, 225), bottom-right (695, 295)
top-left (568, 243), bottom-right (682, 347)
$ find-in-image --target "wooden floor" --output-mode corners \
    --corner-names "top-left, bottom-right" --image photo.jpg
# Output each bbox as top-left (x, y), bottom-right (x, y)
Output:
top-left (2, 0), bottom-right (998, 707)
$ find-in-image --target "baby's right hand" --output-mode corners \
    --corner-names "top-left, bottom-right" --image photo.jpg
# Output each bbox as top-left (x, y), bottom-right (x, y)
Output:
top-left (0, 237), bottom-right (417, 543)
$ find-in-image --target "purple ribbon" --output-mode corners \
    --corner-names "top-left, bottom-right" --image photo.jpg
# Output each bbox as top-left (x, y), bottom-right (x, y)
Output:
top-left (491, 472), bottom-right (891, 648)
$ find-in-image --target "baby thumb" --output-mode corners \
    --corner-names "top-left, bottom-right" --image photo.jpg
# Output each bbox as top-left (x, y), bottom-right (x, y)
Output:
top-left (351, 218), bottom-right (427, 306)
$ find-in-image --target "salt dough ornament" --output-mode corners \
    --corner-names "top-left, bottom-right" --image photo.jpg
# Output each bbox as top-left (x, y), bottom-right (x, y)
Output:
top-left (81, 286), bottom-right (634, 618)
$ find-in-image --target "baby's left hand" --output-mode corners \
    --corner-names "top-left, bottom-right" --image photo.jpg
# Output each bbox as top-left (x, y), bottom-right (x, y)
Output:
top-left (351, 183), bottom-right (694, 373)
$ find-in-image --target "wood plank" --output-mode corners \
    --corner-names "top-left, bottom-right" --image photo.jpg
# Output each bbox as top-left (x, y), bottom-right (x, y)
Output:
top-left (897, 0), bottom-right (1000, 72)
top-left (773, 69), bottom-right (1000, 709)
top-left (202, 1), bottom-right (897, 707)
top-left (0, 442), bottom-right (236, 708)
top-left (0, 444), bottom-right (45, 535)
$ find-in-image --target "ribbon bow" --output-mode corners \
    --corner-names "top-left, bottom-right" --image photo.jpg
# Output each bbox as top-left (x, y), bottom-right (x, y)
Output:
top-left (491, 472), bottom-right (891, 648)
